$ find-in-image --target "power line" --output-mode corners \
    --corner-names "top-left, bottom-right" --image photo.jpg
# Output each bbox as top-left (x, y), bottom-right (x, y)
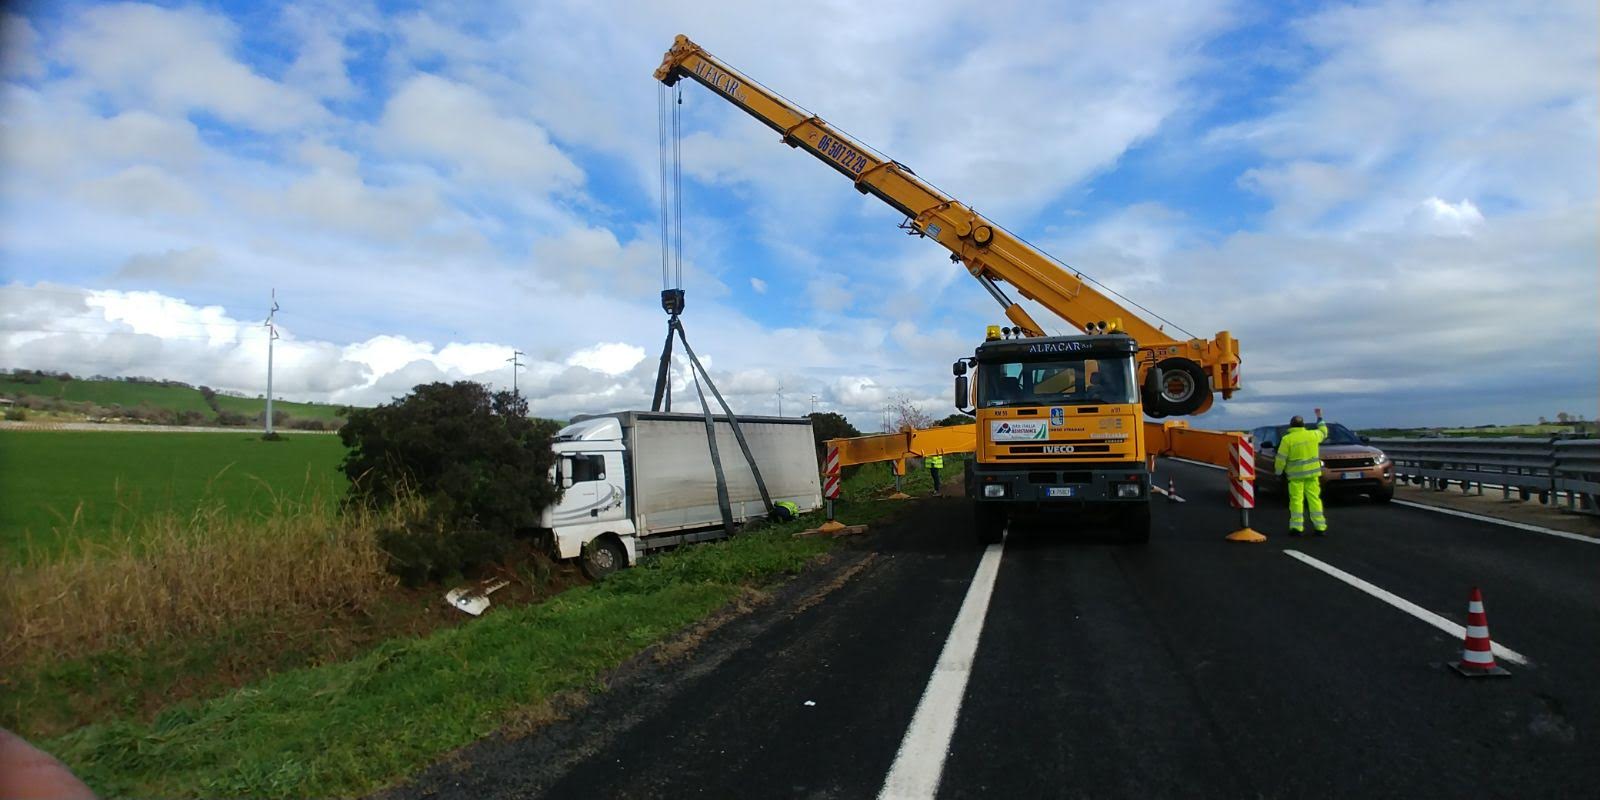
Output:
top-left (264, 289), bottom-right (280, 436)
top-left (507, 349), bottom-right (526, 400)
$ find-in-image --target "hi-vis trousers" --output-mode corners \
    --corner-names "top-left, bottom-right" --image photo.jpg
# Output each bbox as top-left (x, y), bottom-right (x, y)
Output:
top-left (1287, 477), bottom-right (1327, 532)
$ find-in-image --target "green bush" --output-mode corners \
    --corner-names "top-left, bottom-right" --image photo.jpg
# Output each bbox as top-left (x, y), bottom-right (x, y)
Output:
top-left (214, 410), bottom-right (250, 427)
top-left (374, 522), bottom-right (512, 587)
top-left (4, 407), bottom-right (26, 421)
top-left (339, 382), bottom-right (561, 583)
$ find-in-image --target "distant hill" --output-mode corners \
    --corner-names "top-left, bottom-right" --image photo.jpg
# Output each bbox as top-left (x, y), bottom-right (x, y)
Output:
top-left (0, 371), bottom-right (354, 426)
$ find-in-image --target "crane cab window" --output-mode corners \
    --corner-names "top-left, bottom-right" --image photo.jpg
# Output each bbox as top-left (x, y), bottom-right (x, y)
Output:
top-left (979, 356), bottom-right (1137, 407)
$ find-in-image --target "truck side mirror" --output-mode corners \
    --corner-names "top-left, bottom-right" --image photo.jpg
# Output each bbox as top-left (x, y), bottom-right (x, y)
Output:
top-left (1141, 365), bottom-right (1161, 401)
top-left (954, 375), bottom-right (969, 411)
top-left (952, 360), bottom-right (967, 377)
top-left (560, 457), bottom-right (574, 489)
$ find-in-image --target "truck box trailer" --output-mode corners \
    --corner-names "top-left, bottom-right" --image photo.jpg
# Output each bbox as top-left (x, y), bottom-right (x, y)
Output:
top-left (542, 411), bottom-right (822, 577)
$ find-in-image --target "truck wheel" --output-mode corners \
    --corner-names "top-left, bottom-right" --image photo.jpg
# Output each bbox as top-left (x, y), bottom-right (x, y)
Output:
top-left (1118, 505), bottom-right (1151, 544)
top-left (974, 504), bottom-right (1005, 545)
top-left (1143, 358), bottom-right (1209, 417)
top-left (580, 536), bottom-right (627, 581)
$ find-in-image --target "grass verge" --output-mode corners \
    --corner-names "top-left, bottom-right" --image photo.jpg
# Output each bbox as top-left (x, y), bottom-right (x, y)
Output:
top-left (1, 493), bottom-right (401, 667)
top-left (41, 513), bottom-right (846, 798)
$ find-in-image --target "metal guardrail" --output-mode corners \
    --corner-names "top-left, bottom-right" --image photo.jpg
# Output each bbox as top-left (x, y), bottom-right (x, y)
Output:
top-left (1370, 437), bottom-right (1597, 515)
top-left (1554, 439), bottom-right (1600, 509)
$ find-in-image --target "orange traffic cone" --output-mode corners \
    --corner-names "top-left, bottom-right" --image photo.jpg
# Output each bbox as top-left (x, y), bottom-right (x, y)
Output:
top-left (1167, 478), bottom-right (1179, 503)
top-left (1451, 587), bottom-right (1511, 677)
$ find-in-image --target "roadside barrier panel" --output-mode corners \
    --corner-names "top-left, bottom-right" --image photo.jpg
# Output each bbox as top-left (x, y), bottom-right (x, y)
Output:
top-left (1553, 439), bottom-right (1600, 515)
top-left (1373, 436), bottom-right (1597, 513)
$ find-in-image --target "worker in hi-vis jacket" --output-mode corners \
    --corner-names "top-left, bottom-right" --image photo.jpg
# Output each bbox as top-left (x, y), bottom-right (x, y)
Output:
top-left (925, 453), bottom-right (945, 495)
top-left (1275, 407), bottom-right (1330, 536)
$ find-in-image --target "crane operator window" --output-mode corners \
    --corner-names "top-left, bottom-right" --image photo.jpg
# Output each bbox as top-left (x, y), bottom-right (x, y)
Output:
top-left (979, 357), bottom-right (1137, 407)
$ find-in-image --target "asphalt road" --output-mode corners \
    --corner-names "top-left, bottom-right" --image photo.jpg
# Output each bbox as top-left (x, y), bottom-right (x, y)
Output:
top-left (394, 459), bottom-right (1600, 799)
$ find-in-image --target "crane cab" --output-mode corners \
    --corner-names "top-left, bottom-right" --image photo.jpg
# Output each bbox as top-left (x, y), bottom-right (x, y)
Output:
top-left (954, 331), bottom-right (1151, 543)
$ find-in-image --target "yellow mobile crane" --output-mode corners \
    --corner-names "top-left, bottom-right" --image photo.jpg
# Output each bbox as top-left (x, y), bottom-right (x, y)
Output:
top-left (655, 35), bottom-right (1244, 542)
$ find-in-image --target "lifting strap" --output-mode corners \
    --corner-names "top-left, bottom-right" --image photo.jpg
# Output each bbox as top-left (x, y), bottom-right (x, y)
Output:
top-left (651, 84), bottom-right (775, 527)
top-left (673, 318), bottom-right (774, 516)
top-left (687, 360), bottom-right (735, 536)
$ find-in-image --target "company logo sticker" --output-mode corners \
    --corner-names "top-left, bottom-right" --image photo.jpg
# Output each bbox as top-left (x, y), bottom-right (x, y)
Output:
top-left (991, 420), bottom-right (1047, 441)
top-left (1049, 407), bottom-right (1065, 427)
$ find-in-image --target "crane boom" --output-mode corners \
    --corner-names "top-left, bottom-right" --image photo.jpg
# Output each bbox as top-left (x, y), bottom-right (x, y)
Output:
top-left (655, 34), bottom-right (1240, 417)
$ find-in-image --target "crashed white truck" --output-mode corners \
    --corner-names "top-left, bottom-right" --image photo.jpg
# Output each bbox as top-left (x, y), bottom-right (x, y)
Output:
top-left (543, 411), bottom-right (823, 578)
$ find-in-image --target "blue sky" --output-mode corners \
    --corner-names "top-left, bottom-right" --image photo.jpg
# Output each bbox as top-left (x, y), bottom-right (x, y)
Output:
top-left (1, 0), bottom-right (1595, 429)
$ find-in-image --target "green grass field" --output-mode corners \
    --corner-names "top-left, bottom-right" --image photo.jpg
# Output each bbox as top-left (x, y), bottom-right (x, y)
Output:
top-left (0, 430), bottom-right (348, 560)
top-left (0, 376), bottom-right (349, 421)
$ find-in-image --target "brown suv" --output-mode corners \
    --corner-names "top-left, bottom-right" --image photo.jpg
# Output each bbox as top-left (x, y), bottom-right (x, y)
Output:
top-left (1250, 422), bottom-right (1394, 502)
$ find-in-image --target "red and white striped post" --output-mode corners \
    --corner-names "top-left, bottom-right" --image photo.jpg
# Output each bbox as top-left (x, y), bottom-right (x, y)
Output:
top-left (818, 443), bottom-right (846, 533)
top-left (1225, 434), bottom-right (1266, 542)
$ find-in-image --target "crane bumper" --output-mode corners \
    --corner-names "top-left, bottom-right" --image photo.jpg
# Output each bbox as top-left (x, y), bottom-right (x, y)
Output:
top-left (965, 461), bottom-right (1149, 508)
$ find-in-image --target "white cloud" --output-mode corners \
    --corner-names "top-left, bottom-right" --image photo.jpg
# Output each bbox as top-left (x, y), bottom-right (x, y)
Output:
top-left (74, 165), bottom-right (205, 217)
top-left (279, 1), bottom-right (376, 101)
top-left (1407, 197), bottom-right (1484, 236)
top-left (55, 3), bottom-right (326, 131)
top-left (114, 246), bottom-right (220, 285)
top-left (2, 14), bottom-right (44, 79)
top-left (566, 343), bottom-right (645, 376)
top-left (807, 273), bottom-right (854, 314)
top-left (1239, 161), bottom-right (1368, 229)
top-left (749, 277), bottom-right (767, 294)
top-left (832, 376), bottom-right (885, 408)
top-left (2, 95), bottom-right (205, 178)
top-left (1217, 0), bottom-right (1597, 231)
top-left (529, 225), bottom-right (660, 295)
top-left (380, 73), bottom-right (583, 188)
top-left (274, 168), bottom-right (444, 239)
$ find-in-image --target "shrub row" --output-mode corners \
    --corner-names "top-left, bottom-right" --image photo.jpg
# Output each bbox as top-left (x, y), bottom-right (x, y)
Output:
top-left (1, 394), bottom-right (340, 429)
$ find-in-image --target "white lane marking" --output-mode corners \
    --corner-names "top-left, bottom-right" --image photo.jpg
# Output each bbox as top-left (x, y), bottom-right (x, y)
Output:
top-left (878, 534), bottom-right (1006, 800)
top-left (1150, 485), bottom-right (1187, 503)
top-left (1283, 550), bottom-right (1529, 665)
top-left (1391, 499), bottom-right (1598, 545)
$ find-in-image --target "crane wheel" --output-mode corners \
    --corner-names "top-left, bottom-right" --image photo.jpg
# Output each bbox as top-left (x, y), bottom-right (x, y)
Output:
top-left (1144, 358), bottom-right (1208, 417)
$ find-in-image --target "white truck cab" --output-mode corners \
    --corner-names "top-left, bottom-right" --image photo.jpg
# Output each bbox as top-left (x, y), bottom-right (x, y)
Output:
top-left (545, 417), bottom-right (638, 572)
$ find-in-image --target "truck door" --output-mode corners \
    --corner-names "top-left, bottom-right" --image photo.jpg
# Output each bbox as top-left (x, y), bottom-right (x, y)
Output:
top-left (599, 452), bottom-right (626, 520)
top-left (556, 454), bottom-right (608, 525)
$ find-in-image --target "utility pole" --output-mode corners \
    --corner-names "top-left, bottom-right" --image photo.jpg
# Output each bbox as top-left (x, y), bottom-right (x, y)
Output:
top-left (810, 394), bottom-right (818, 416)
top-left (775, 384), bottom-right (785, 417)
top-left (264, 290), bottom-right (280, 437)
top-left (507, 350), bottom-right (526, 401)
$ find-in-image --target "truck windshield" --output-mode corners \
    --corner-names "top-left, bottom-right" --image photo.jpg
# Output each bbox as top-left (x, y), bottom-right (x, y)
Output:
top-left (978, 356), bottom-right (1137, 407)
